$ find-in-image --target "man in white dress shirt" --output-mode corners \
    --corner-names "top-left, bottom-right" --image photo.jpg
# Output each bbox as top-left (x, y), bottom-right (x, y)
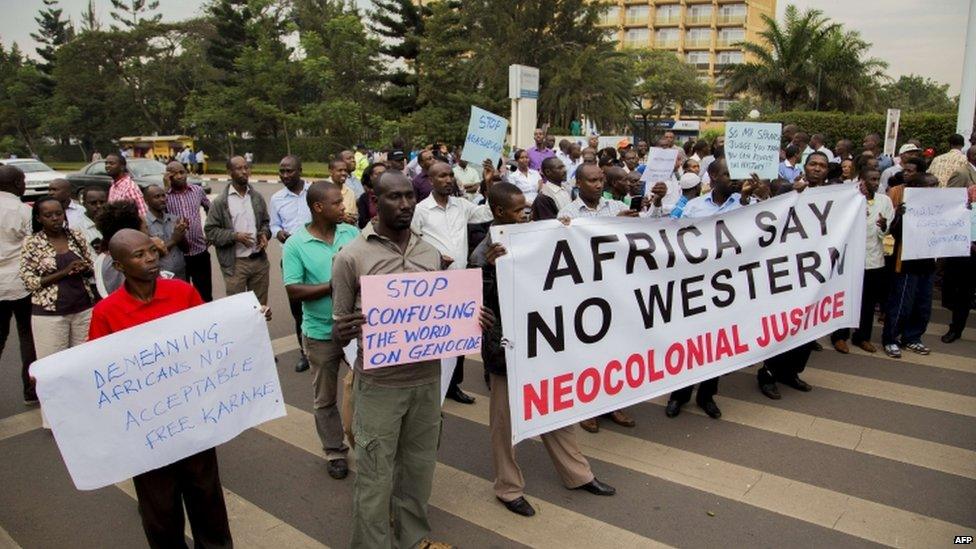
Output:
top-left (410, 162), bottom-right (494, 403)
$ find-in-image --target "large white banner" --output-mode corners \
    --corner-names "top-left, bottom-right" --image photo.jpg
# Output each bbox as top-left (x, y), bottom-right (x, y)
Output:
top-left (30, 292), bottom-right (285, 490)
top-left (493, 185), bottom-right (866, 443)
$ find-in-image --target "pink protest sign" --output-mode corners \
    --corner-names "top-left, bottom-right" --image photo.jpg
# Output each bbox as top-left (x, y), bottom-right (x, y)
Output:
top-left (360, 268), bottom-right (483, 369)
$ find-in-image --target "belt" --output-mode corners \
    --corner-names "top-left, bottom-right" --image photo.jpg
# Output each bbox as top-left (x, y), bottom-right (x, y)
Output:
top-left (246, 250), bottom-right (266, 259)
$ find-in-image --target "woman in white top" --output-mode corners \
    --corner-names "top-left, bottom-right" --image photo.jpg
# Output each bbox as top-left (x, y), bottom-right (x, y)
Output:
top-left (507, 149), bottom-right (542, 205)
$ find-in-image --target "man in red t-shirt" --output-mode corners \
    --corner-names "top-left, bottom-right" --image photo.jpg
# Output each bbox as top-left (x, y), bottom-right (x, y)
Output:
top-left (89, 228), bottom-right (233, 548)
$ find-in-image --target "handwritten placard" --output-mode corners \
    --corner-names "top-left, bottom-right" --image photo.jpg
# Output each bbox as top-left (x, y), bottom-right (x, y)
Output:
top-left (725, 122), bottom-right (781, 180)
top-left (902, 187), bottom-right (971, 260)
top-left (461, 106), bottom-right (508, 168)
top-left (640, 147), bottom-right (679, 184)
top-left (30, 292), bottom-right (284, 490)
top-left (360, 269), bottom-right (483, 369)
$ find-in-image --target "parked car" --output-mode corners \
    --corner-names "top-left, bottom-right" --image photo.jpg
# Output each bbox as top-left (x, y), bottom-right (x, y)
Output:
top-left (0, 158), bottom-right (67, 200)
top-left (65, 158), bottom-right (212, 199)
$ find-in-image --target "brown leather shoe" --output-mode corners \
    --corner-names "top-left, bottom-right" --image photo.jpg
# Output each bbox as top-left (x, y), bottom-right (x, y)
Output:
top-left (579, 418), bottom-right (599, 433)
top-left (855, 341), bottom-right (877, 353)
top-left (607, 410), bottom-right (636, 427)
top-left (833, 340), bottom-right (850, 354)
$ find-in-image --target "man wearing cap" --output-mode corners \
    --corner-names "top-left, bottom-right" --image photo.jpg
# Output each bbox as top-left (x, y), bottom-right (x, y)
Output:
top-left (669, 172), bottom-right (702, 218)
top-left (527, 128), bottom-right (555, 171)
top-left (879, 143), bottom-right (922, 195)
top-left (387, 150), bottom-right (407, 175)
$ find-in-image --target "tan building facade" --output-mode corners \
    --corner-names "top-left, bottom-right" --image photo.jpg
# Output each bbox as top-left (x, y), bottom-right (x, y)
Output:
top-left (598, 0), bottom-right (776, 122)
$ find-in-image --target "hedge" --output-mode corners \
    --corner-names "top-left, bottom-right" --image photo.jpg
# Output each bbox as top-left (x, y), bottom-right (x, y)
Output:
top-left (758, 111), bottom-right (958, 153)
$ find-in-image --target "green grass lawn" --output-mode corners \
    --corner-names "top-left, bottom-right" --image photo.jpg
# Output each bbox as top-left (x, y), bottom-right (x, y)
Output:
top-left (48, 161), bottom-right (333, 178)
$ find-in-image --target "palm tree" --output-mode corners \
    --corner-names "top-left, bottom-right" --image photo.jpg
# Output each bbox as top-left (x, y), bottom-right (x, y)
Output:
top-left (724, 5), bottom-right (887, 112)
top-left (541, 42), bottom-right (634, 131)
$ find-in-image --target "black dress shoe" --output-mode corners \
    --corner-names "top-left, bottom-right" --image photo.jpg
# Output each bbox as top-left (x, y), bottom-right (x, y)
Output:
top-left (665, 400), bottom-right (682, 418)
top-left (295, 355), bottom-right (310, 373)
top-left (574, 478), bottom-right (616, 496)
top-left (941, 331), bottom-right (961, 343)
top-left (498, 496), bottom-right (535, 516)
top-left (327, 458), bottom-right (348, 479)
top-left (782, 376), bottom-right (812, 392)
top-left (697, 400), bottom-right (722, 419)
top-left (760, 383), bottom-right (782, 400)
top-left (447, 388), bottom-right (476, 405)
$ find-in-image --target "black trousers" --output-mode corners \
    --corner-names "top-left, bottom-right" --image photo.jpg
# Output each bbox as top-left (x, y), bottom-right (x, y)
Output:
top-left (289, 297), bottom-right (305, 355)
top-left (669, 377), bottom-right (719, 405)
top-left (132, 448), bottom-right (232, 549)
top-left (832, 267), bottom-right (886, 344)
top-left (758, 342), bottom-right (815, 386)
top-left (184, 251), bottom-right (213, 303)
top-left (0, 296), bottom-right (36, 397)
top-left (942, 254), bottom-right (976, 333)
top-left (449, 355), bottom-right (465, 390)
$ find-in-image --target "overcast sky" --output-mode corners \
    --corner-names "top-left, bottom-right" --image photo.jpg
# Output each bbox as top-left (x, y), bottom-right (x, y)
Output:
top-left (0, 0), bottom-right (970, 93)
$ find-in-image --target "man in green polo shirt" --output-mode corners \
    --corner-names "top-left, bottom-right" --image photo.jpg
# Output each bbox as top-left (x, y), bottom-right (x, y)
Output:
top-left (282, 180), bottom-right (359, 480)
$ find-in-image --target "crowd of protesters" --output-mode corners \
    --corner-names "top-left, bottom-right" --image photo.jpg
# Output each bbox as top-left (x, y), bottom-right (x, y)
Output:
top-left (0, 121), bottom-right (973, 548)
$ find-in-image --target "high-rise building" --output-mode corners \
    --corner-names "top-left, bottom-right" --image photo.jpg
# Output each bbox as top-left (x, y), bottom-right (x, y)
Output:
top-left (598, 0), bottom-right (776, 123)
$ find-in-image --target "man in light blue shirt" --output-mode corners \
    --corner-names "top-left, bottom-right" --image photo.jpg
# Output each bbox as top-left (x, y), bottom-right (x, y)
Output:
top-left (271, 155), bottom-right (313, 372)
top-left (778, 144), bottom-right (803, 182)
top-left (667, 158), bottom-right (758, 421)
top-left (340, 150), bottom-right (365, 198)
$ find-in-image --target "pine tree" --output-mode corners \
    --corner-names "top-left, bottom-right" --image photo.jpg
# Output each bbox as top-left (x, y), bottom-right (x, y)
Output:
top-left (204, 0), bottom-right (254, 76)
top-left (370, 0), bottom-right (428, 114)
top-left (80, 0), bottom-right (101, 33)
top-left (109, 0), bottom-right (161, 31)
top-left (30, 0), bottom-right (75, 76)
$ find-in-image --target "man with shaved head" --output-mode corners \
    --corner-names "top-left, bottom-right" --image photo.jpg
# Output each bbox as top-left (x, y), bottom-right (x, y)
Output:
top-left (0, 165), bottom-right (38, 404)
top-left (332, 170), bottom-right (494, 548)
top-left (339, 149), bottom-right (366, 198)
top-left (88, 228), bottom-right (234, 548)
top-left (410, 161), bottom-right (493, 404)
top-left (48, 178), bottom-right (87, 229)
top-left (204, 156), bottom-right (271, 304)
top-left (165, 160), bottom-right (213, 300)
top-left (283, 180), bottom-right (359, 479)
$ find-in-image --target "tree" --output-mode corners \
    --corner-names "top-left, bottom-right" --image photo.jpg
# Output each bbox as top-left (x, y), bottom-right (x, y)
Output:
top-left (879, 75), bottom-right (956, 113)
top-left (110, 0), bottom-right (162, 31)
top-left (0, 43), bottom-right (47, 154)
top-left (463, 0), bottom-right (626, 131)
top-left (80, 0), bottom-right (101, 32)
top-left (542, 42), bottom-right (634, 132)
top-left (204, 0), bottom-right (255, 76)
top-left (724, 6), bottom-right (887, 112)
top-left (370, 0), bottom-right (427, 114)
top-left (30, 0), bottom-right (75, 77)
top-left (630, 50), bottom-right (710, 140)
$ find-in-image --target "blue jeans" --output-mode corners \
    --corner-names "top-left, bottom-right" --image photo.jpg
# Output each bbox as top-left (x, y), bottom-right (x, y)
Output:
top-left (882, 271), bottom-right (933, 346)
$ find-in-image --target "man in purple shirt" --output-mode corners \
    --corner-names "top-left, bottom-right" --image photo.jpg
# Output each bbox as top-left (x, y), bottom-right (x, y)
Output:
top-left (527, 128), bottom-right (555, 171)
top-left (411, 149), bottom-right (436, 201)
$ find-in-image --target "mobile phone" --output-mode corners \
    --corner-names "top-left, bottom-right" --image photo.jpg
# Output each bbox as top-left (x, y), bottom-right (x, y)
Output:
top-left (629, 195), bottom-right (644, 211)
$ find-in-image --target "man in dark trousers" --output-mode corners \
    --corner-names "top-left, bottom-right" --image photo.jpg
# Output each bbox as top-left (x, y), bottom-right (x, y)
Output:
top-left (88, 228), bottom-right (251, 548)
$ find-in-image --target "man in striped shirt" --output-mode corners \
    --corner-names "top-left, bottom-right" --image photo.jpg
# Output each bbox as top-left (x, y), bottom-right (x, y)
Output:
top-left (105, 153), bottom-right (148, 217)
top-left (165, 161), bottom-right (213, 301)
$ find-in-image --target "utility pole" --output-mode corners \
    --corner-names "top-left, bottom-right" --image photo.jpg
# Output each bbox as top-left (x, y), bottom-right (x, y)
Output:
top-left (958, 0), bottom-right (976, 146)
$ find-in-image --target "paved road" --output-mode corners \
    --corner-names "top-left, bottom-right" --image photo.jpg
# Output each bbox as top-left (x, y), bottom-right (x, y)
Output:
top-left (1, 179), bottom-right (974, 548)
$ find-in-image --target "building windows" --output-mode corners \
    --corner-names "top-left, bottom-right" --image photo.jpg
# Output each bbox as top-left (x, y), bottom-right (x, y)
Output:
top-left (716, 51), bottom-right (744, 66)
top-left (625, 5), bottom-right (649, 26)
top-left (717, 27), bottom-right (746, 47)
top-left (624, 28), bottom-right (650, 49)
top-left (685, 28), bottom-right (711, 49)
top-left (655, 5), bottom-right (681, 25)
top-left (718, 4), bottom-right (747, 25)
top-left (712, 99), bottom-right (735, 112)
top-left (599, 6), bottom-right (621, 27)
top-left (685, 51), bottom-right (710, 69)
top-left (687, 5), bottom-right (713, 25)
top-left (654, 28), bottom-right (679, 48)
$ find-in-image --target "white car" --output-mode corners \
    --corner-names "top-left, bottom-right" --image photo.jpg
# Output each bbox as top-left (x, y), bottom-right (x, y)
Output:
top-left (0, 158), bottom-right (66, 200)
